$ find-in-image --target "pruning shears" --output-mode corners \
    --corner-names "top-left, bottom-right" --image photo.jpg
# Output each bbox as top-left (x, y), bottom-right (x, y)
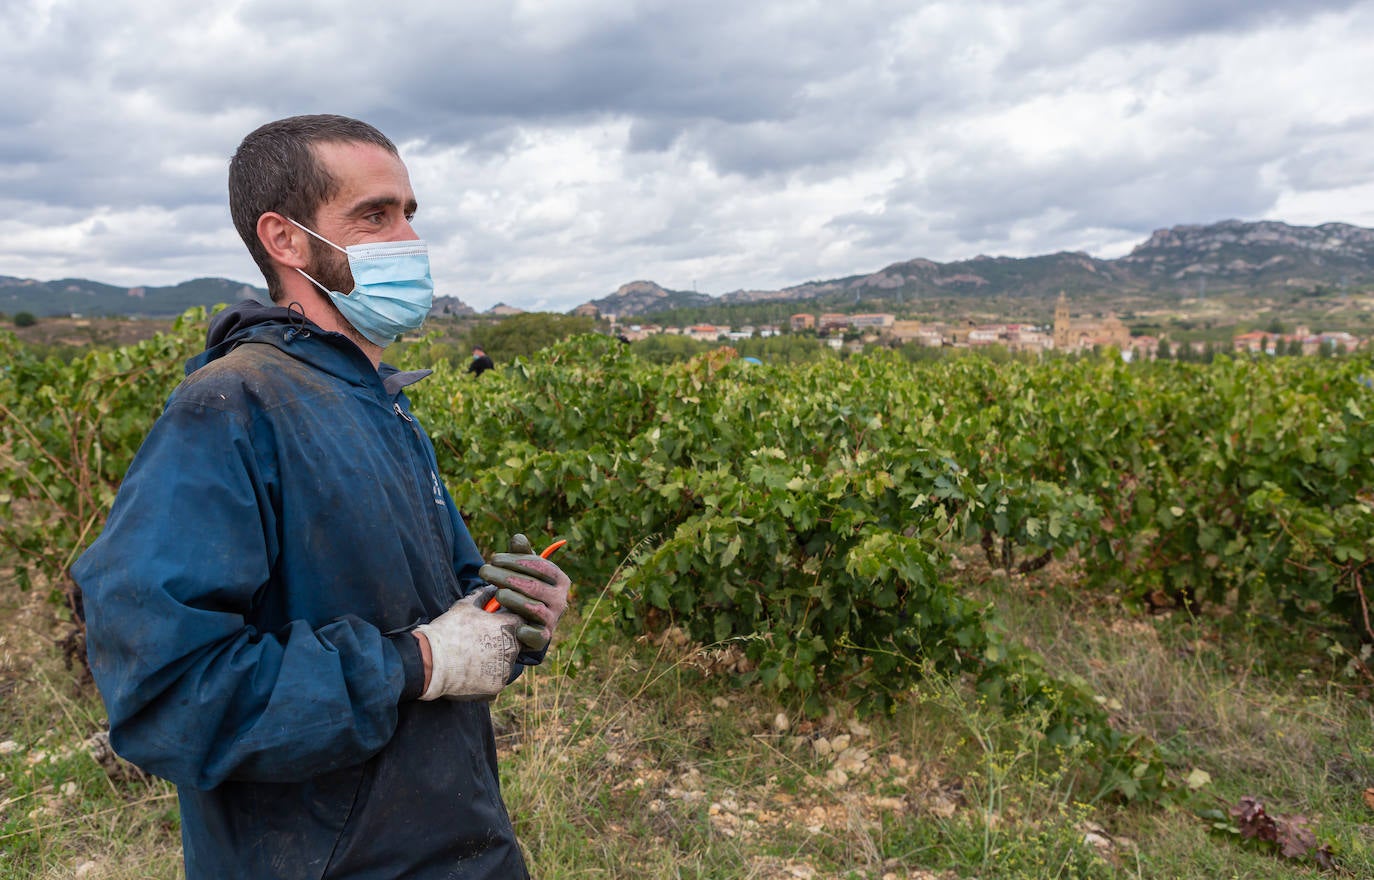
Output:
top-left (484, 539), bottom-right (567, 612)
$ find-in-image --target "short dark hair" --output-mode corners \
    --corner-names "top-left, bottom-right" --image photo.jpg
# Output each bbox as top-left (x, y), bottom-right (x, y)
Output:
top-left (228, 115), bottom-right (398, 301)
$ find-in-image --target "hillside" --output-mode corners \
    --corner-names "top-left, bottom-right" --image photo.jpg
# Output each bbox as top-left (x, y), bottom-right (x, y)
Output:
top-left (1119, 220), bottom-right (1374, 285)
top-left (590, 219), bottom-right (1374, 319)
top-left (0, 276), bottom-right (269, 318)
top-left (0, 276), bottom-right (479, 321)
top-left (6, 220), bottom-right (1374, 322)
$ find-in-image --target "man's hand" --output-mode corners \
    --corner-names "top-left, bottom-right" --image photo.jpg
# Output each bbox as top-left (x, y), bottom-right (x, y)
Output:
top-left (413, 592), bottom-right (521, 701)
top-left (479, 534), bottom-right (571, 651)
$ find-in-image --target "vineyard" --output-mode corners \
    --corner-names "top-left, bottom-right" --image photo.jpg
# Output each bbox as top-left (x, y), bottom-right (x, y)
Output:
top-left (2, 307), bottom-right (1373, 875)
top-left (424, 321), bottom-right (1374, 748)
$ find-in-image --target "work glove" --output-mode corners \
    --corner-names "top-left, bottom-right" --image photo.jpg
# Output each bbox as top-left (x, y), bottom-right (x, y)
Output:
top-left (415, 591), bottom-right (521, 701)
top-left (478, 534), bottom-right (571, 651)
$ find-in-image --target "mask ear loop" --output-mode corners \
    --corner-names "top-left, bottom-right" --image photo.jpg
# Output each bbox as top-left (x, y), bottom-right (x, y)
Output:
top-left (295, 266), bottom-right (342, 297)
top-left (288, 218), bottom-right (353, 300)
top-left (288, 217), bottom-right (348, 253)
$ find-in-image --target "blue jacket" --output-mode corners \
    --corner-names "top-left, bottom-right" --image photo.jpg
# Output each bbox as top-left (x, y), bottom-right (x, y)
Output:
top-left (73, 301), bottom-right (531, 879)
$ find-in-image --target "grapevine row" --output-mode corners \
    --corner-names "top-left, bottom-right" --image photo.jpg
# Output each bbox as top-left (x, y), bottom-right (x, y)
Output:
top-left (3, 311), bottom-right (1371, 800)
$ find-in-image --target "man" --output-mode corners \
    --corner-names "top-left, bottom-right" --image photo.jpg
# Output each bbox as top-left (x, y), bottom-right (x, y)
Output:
top-left (72, 114), bottom-right (570, 879)
top-left (468, 346), bottom-right (495, 376)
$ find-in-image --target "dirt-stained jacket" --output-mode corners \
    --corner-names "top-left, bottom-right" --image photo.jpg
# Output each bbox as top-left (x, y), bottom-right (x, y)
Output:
top-left (73, 300), bottom-right (531, 879)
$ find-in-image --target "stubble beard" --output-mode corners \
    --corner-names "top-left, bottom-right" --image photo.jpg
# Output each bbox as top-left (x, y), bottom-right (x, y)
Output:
top-left (307, 241), bottom-right (372, 353)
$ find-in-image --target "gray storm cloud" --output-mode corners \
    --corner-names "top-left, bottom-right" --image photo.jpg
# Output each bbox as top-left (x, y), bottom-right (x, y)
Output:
top-left (2, 0), bottom-right (1372, 309)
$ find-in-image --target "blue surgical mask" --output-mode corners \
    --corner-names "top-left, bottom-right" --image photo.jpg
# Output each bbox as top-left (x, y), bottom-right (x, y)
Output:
top-left (289, 219), bottom-right (434, 348)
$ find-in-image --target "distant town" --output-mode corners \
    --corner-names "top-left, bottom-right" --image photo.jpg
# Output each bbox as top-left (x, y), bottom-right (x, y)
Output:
top-left (585, 292), bottom-right (1367, 360)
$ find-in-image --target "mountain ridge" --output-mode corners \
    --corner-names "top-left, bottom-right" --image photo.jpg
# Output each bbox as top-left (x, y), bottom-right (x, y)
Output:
top-left (4, 219), bottom-right (1371, 320)
top-left (588, 219), bottom-right (1374, 318)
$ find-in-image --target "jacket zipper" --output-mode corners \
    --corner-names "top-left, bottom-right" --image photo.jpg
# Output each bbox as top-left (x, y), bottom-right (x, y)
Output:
top-left (392, 400), bottom-right (456, 550)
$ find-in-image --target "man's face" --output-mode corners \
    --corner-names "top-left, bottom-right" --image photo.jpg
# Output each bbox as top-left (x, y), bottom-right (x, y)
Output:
top-left (304, 140), bottom-right (421, 294)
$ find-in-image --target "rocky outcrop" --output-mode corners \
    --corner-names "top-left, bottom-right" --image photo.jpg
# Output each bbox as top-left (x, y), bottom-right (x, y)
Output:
top-left (593, 220), bottom-right (1374, 317)
top-left (588, 280), bottom-right (713, 318)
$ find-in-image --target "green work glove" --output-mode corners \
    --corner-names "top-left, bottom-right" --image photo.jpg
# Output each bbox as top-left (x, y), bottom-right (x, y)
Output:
top-left (478, 533), bottom-right (571, 651)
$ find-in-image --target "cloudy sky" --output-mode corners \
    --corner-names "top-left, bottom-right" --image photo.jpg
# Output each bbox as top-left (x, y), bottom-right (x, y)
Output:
top-left (5, 0), bottom-right (1374, 313)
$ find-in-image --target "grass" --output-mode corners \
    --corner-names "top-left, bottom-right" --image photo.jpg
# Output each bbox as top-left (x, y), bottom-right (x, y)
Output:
top-left (2, 562), bottom-right (1373, 879)
top-left (0, 594), bottom-right (180, 879)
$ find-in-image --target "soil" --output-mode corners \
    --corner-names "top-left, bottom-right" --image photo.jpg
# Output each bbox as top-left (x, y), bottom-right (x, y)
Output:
top-left (0, 570), bottom-right (81, 687)
top-left (6, 316), bottom-right (174, 350)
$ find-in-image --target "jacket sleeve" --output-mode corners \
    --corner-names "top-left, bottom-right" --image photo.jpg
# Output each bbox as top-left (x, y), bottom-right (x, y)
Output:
top-left (73, 396), bottom-right (412, 791)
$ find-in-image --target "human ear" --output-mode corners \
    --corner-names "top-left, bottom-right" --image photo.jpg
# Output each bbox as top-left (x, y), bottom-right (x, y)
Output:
top-left (257, 212), bottom-right (310, 270)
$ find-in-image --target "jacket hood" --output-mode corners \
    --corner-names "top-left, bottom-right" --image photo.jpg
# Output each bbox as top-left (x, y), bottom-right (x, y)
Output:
top-left (189, 298), bottom-right (430, 396)
top-left (187, 297), bottom-right (359, 380)
top-left (204, 297), bottom-right (298, 350)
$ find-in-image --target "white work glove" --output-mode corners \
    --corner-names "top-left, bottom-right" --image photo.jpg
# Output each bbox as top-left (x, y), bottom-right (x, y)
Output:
top-left (479, 534), bottom-right (571, 651)
top-left (414, 592), bottom-right (521, 701)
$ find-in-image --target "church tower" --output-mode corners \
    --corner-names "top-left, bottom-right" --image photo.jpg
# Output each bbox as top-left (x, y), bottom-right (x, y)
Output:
top-left (1053, 291), bottom-right (1072, 350)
